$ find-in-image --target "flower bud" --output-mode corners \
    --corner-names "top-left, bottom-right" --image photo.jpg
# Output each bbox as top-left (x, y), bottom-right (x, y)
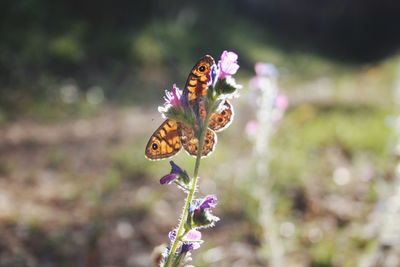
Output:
top-left (189, 195), bottom-right (220, 228)
top-left (214, 76), bottom-right (241, 95)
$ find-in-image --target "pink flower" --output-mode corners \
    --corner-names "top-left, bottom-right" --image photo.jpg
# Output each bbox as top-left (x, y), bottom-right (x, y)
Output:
top-left (275, 94), bottom-right (289, 111)
top-left (163, 83), bottom-right (182, 107)
top-left (158, 84), bottom-right (183, 116)
top-left (255, 62), bottom-right (278, 77)
top-left (245, 120), bottom-right (259, 137)
top-left (168, 228), bottom-right (201, 243)
top-left (168, 229), bottom-right (203, 253)
top-left (181, 230), bottom-right (202, 252)
top-left (184, 229), bottom-right (202, 242)
top-left (218, 50), bottom-right (239, 79)
top-left (249, 76), bottom-right (269, 91)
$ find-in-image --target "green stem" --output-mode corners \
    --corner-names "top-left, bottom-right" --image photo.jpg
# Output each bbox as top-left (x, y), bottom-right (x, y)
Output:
top-left (164, 100), bottom-right (214, 267)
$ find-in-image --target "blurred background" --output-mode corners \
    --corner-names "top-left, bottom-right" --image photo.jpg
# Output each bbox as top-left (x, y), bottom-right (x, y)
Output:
top-left (1, 0), bottom-right (400, 266)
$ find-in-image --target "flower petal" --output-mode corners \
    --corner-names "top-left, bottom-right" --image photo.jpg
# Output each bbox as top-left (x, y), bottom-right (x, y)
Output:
top-left (169, 161), bottom-right (190, 183)
top-left (158, 84), bottom-right (183, 117)
top-left (185, 229), bottom-right (202, 241)
top-left (210, 64), bottom-right (219, 86)
top-left (199, 195), bottom-right (218, 210)
top-left (160, 173), bottom-right (178, 185)
top-left (218, 50), bottom-right (240, 79)
top-left (181, 241), bottom-right (202, 252)
top-left (170, 160), bottom-right (183, 174)
top-left (168, 229), bottom-right (177, 241)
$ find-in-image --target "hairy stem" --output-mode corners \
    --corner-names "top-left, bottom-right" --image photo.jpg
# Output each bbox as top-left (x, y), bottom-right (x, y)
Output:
top-left (164, 100), bottom-right (214, 267)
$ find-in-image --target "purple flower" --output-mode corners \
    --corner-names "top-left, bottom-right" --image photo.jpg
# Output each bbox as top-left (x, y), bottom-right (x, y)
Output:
top-left (181, 243), bottom-right (195, 253)
top-left (188, 195), bottom-right (220, 227)
top-left (160, 161), bottom-right (189, 185)
top-left (168, 229), bottom-right (177, 241)
top-left (160, 173), bottom-right (179, 185)
top-left (210, 64), bottom-right (219, 86)
top-left (181, 230), bottom-right (202, 252)
top-left (190, 195), bottom-right (218, 213)
top-left (168, 229), bottom-right (202, 253)
top-left (218, 51), bottom-right (239, 79)
top-left (199, 195), bottom-right (217, 209)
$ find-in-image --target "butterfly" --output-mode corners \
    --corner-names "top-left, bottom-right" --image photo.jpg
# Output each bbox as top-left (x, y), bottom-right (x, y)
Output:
top-left (145, 55), bottom-right (234, 161)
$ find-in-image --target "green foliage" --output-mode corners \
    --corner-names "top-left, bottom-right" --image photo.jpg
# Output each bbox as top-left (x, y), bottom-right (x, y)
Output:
top-left (270, 104), bottom-right (392, 186)
top-left (49, 34), bottom-right (84, 63)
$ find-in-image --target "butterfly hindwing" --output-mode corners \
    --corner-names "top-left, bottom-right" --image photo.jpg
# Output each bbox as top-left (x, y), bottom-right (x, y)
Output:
top-left (145, 119), bottom-right (182, 160)
top-left (180, 124), bottom-right (217, 158)
top-left (208, 100), bottom-right (234, 132)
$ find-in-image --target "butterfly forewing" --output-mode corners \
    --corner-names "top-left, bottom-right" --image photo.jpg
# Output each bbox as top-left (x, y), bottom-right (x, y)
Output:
top-left (145, 119), bottom-right (182, 160)
top-left (183, 55), bottom-right (215, 104)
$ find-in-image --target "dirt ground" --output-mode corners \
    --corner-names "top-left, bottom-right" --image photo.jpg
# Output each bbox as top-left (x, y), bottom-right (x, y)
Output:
top-left (0, 107), bottom-right (170, 267)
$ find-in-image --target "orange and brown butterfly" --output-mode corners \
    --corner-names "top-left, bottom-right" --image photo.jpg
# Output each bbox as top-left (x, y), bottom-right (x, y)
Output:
top-left (145, 56), bottom-right (234, 161)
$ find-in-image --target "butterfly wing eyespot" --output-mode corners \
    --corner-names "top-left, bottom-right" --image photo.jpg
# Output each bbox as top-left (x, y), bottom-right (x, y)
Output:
top-left (145, 119), bottom-right (182, 160)
top-left (208, 100), bottom-right (234, 132)
top-left (183, 55), bottom-right (215, 104)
